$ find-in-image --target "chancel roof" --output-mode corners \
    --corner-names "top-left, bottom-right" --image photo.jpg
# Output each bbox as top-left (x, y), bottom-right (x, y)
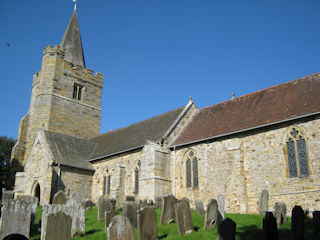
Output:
top-left (89, 106), bottom-right (185, 161)
top-left (171, 73), bottom-right (320, 147)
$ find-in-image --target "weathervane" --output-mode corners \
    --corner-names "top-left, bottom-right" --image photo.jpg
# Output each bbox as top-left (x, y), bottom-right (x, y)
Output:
top-left (73, 0), bottom-right (77, 10)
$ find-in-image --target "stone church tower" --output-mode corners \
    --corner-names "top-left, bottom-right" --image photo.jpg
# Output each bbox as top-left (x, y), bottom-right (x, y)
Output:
top-left (11, 10), bottom-right (104, 167)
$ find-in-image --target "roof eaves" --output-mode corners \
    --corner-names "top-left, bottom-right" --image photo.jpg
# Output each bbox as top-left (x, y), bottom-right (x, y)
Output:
top-left (55, 162), bottom-right (95, 172)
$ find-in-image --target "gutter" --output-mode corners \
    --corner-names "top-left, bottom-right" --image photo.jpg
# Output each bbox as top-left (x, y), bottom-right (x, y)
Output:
top-left (169, 111), bottom-right (320, 149)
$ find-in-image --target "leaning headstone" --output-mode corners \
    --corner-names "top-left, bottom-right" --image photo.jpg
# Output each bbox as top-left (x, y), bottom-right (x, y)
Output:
top-left (82, 198), bottom-right (93, 210)
top-left (105, 210), bottom-right (117, 233)
top-left (107, 215), bottom-right (135, 240)
top-left (122, 200), bottom-right (139, 228)
top-left (217, 218), bottom-right (236, 240)
top-left (52, 190), bottom-right (67, 205)
top-left (155, 197), bottom-right (163, 209)
top-left (175, 198), bottom-right (193, 236)
top-left (45, 211), bottom-right (72, 240)
top-left (160, 194), bottom-right (178, 224)
top-left (313, 211), bottom-right (320, 240)
top-left (137, 206), bottom-right (158, 240)
top-left (98, 197), bottom-right (114, 221)
top-left (195, 199), bottom-right (205, 215)
top-left (259, 190), bottom-right (269, 215)
top-left (147, 200), bottom-right (155, 206)
top-left (204, 199), bottom-right (221, 230)
top-left (273, 202), bottom-right (287, 227)
top-left (1, 188), bottom-right (14, 202)
top-left (292, 205), bottom-right (304, 240)
top-left (0, 199), bottom-right (32, 240)
top-left (66, 192), bottom-right (82, 207)
top-left (217, 194), bottom-right (225, 219)
top-left (17, 195), bottom-right (38, 224)
top-left (125, 195), bottom-right (135, 201)
top-left (263, 211), bottom-right (279, 240)
top-left (140, 199), bottom-right (148, 209)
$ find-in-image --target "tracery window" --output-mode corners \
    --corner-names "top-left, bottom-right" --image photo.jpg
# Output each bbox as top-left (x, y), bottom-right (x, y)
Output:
top-left (286, 128), bottom-right (309, 178)
top-left (184, 149), bottom-right (199, 188)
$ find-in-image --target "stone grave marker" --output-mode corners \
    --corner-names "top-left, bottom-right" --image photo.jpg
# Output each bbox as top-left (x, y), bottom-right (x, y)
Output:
top-left (110, 198), bottom-right (117, 208)
top-left (82, 198), bottom-right (93, 210)
top-left (273, 202), bottom-right (287, 227)
top-left (52, 190), bottom-right (67, 205)
top-left (217, 218), bottom-right (236, 240)
top-left (148, 199), bottom-right (155, 206)
top-left (17, 195), bottom-right (38, 224)
top-left (160, 194), bottom-right (178, 224)
top-left (98, 197), bottom-right (114, 221)
top-left (263, 211), bottom-right (279, 240)
top-left (195, 199), bottom-right (205, 215)
top-left (217, 194), bottom-right (225, 219)
top-left (140, 199), bottom-right (148, 209)
top-left (105, 210), bottom-right (117, 233)
top-left (259, 190), bottom-right (269, 215)
top-left (1, 188), bottom-right (14, 202)
top-left (0, 199), bottom-right (32, 240)
top-left (155, 196), bottom-right (162, 209)
top-left (204, 199), bottom-right (221, 230)
top-left (174, 197), bottom-right (193, 236)
top-left (123, 200), bottom-right (139, 228)
top-left (45, 211), bottom-right (72, 240)
top-left (107, 215), bottom-right (135, 240)
top-left (313, 211), bottom-right (320, 240)
top-left (292, 205), bottom-right (304, 240)
top-left (66, 192), bottom-right (82, 207)
top-left (137, 206), bottom-right (158, 240)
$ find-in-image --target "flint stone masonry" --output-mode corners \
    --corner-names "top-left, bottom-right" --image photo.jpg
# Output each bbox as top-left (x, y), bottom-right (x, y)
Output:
top-left (137, 206), bottom-right (158, 240)
top-left (204, 199), bottom-right (220, 230)
top-left (273, 202), bottom-right (287, 227)
top-left (0, 199), bottom-right (32, 240)
top-left (98, 198), bottom-right (114, 222)
top-left (160, 194), bottom-right (178, 224)
top-left (175, 198), bottom-right (193, 236)
top-left (195, 199), bottom-right (205, 215)
top-left (122, 201), bottom-right (139, 228)
top-left (217, 218), bottom-right (236, 240)
top-left (107, 215), bottom-right (135, 240)
top-left (263, 211), bottom-right (279, 240)
top-left (16, 195), bottom-right (38, 224)
top-left (53, 190), bottom-right (67, 205)
top-left (45, 211), bottom-right (72, 240)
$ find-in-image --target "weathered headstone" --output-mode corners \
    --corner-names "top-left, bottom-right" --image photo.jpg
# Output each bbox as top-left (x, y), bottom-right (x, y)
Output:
top-left (125, 195), bottom-right (135, 201)
top-left (160, 194), bottom-right (178, 224)
top-left (122, 200), bottom-right (139, 228)
top-left (204, 199), bottom-right (221, 230)
top-left (140, 199), bottom-right (148, 209)
top-left (110, 198), bottom-right (117, 208)
top-left (217, 194), bottom-right (225, 219)
top-left (82, 198), bottom-right (93, 210)
top-left (155, 197), bottom-right (162, 209)
top-left (52, 190), bottom-right (67, 205)
top-left (259, 190), bottom-right (269, 215)
top-left (292, 205), bottom-right (304, 240)
top-left (263, 211), bottom-right (279, 240)
top-left (273, 202), bottom-right (287, 227)
top-left (1, 188), bottom-right (14, 202)
top-left (45, 211), bottom-right (72, 240)
top-left (105, 210), bottom-right (117, 233)
top-left (66, 192), bottom-right (82, 207)
top-left (195, 199), bottom-right (205, 215)
top-left (137, 206), bottom-right (158, 240)
top-left (147, 199), bottom-right (155, 206)
top-left (0, 199), bottom-right (32, 240)
top-left (98, 197), bottom-right (114, 221)
top-left (313, 211), bottom-right (320, 240)
top-left (217, 218), bottom-right (236, 240)
top-left (174, 198), bottom-right (193, 236)
top-left (107, 215), bottom-right (135, 240)
top-left (17, 195), bottom-right (38, 224)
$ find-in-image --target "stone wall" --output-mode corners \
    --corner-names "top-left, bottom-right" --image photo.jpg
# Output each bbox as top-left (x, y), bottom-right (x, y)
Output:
top-left (172, 117), bottom-right (320, 214)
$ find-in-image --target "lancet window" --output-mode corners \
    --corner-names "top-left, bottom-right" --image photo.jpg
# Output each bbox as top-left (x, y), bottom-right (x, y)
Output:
top-left (184, 149), bottom-right (199, 188)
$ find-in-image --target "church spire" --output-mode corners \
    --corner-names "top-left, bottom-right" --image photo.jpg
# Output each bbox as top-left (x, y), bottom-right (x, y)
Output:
top-left (60, 9), bottom-right (85, 67)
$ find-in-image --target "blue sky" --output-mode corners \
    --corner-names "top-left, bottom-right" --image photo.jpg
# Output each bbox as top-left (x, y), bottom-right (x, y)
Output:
top-left (1, 0), bottom-right (320, 139)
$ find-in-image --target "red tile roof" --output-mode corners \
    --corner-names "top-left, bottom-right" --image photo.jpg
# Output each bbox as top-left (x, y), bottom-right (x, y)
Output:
top-left (171, 73), bottom-right (320, 147)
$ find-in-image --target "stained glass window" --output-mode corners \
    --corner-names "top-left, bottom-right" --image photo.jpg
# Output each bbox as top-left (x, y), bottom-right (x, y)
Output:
top-left (297, 136), bottom-right (309, 176)
top-left (193, 157), bottom-right (198, 188)
top-left (186, 159), bottom-right (191, 188)
top-left (185, 150), bottom-right (199, 188)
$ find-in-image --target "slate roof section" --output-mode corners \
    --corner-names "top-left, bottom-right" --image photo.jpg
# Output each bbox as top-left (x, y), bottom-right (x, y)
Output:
top-left (44, 131), bottom-right (95, 170)
top-left (60, 10), bottom-right (86, 67)
top-left (171, 73), bottom-right (320, 147)
top-left (89, 106), bottom-right (185, 161)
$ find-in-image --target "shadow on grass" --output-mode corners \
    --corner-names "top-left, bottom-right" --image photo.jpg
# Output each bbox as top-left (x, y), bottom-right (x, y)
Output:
top-left (85, 229), bottom-right (101, 235)
top-left (158, 233), bottom-right (169, 239)
top-left (237, 225), bottom-right (263, 240)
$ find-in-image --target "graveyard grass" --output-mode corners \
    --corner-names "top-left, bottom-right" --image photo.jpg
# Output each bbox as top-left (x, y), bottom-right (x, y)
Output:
top-left (29, 206), bottom-right (314, 240)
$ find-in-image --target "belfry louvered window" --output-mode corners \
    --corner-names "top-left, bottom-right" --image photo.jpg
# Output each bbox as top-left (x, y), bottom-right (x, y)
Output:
top-left (185, 150), bottom-right (199, 188)
top-left (286, 128), bottom-right (309, 178)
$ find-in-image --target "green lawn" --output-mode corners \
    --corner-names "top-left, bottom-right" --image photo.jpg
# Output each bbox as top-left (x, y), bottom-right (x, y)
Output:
top-left (29, 206), bottom-right (314, 240)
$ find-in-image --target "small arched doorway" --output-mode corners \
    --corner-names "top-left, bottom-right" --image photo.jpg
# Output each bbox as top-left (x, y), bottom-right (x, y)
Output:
top-left (32, 181), bottom-right (41, 203)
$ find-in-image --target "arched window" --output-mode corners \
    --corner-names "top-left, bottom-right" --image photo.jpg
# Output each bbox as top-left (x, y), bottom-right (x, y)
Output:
top-left (184, 149), bottom-right (199, 188)
top-left (103, 169), bottom-right (111, 195)
top-left (286, 128), bottom-right (309, 178)
top-left (134, 161), bottom-right (141, 194)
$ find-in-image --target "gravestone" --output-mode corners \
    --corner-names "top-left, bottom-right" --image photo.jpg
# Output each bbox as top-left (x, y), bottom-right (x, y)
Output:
top-left (125, 195), bottom-right (135, 201)
top-left (148, 200), bottom-right (155, 206)
top-left (45, 211), bottom-right (72, 240)
top-left (217, 194), bottom-right (225, 219)
top-left (105, 210), bottom-right (117, 233)
top-left (110, 198), bottom-right (117, 208)
top-left (174, 198), bottom-right (193, 236)
top-left (273, 202), bottom-right (287, 227)
top-left (0, 199), bottom-right (32, 240)
top-left (123, 200), bottom-right (139, 228)
top-left (292, 205), bottom-right (304, 240)
top-left (137, 206), bottom-right (158, 240)
top-left (52, 190), bottom-right (67, 205)
top-left (1, 189), bottom-right (14, 202)
top-left (195, 199), bottom-right (205, 215)
top-left (217, 218), bottom-right (236, 240)
top-left (259, 190), bottom-right (269, 215)
top-left (82, 198), bottom-right (93, 210)
top-left (263, 211), bottom-right (279, 240)
top-left (155, 197), bottom-right (162, 209)
top-left (17, 195), bottom-right (38, 224)
top-left (140, 199), bottom-right (148, 209)
top-left (160, 194), bottom-right (178, 224)
top-left (204, 199), bottom-right (220, 230)
top-left (107, 215), bottom-right (135, 240)
top-left (98, 197), bottom-right (114, 221)
top-left (66, 192), bottom-right (82, 207)
top-left (313, 211), bottom-right (320, 240)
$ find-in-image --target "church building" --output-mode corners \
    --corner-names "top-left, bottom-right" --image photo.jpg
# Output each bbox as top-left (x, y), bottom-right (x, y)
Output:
top-left (12, 9), bottom-right (320, 214)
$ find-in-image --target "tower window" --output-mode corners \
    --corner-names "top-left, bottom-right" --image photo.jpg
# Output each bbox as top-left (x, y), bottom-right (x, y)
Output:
top-left (73, 83), bottom-right (83, 100)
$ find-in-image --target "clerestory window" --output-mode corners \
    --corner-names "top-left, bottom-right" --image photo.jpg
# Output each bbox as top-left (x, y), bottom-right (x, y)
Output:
top-left (185, 149), bottom-right (199, 188)
top-left (73, 83), bottom-right (84, 100)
